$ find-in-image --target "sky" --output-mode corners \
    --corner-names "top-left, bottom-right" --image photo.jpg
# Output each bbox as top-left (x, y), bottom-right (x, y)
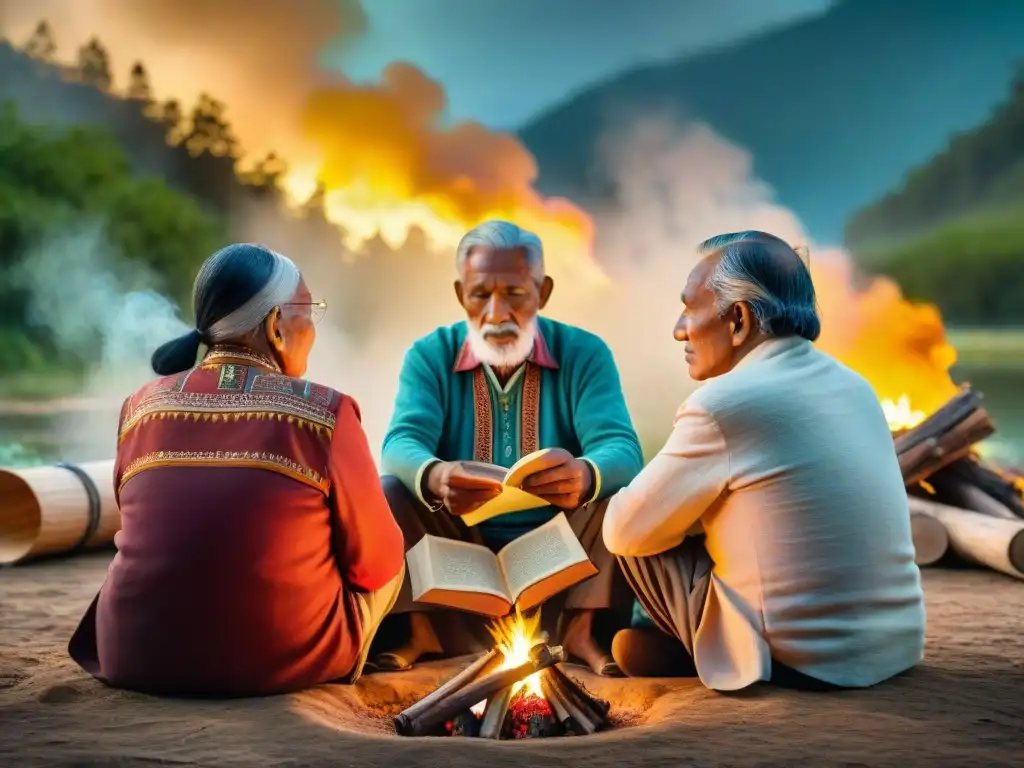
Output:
top-left (335, 0), bottom-right (837, 128)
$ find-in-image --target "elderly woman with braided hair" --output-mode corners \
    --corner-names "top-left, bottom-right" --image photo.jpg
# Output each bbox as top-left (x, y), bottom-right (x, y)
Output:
top-left (68, 243), bottom-right (405, 697)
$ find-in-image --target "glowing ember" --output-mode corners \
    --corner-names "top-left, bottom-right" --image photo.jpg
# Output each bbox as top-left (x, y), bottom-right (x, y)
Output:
top-left (470, 609), bottom-right (545, 717)
top-left (881, 394), bottom-right (926, 432)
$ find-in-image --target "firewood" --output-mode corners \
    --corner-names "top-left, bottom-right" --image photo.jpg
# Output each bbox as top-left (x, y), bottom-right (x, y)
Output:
top-left (395, 648), bottom-right (500, 726)
top-left (928, 458), bottom-right (1024, 519)
top-left (394, 644), bottom-right (565, 737)
top-left (908, 496), bottom-right (1024, 581)
top-left (894, 389), bottom-right (995, 487)
top-left (909, 511), bottom-right (949, 566)
top-left (539, 668), bottom-right (603, 736)
top-left (548, 666), bottom-right (611, 719)
top-left (479, 685), bottom-right (515, 739)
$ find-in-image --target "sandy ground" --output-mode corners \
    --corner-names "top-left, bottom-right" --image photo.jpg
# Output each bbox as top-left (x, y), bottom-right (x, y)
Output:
top-left (1, 553), bottom-right (1022, 768)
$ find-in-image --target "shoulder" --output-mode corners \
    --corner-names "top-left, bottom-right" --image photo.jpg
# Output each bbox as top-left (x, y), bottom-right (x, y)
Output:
top-left (539, 317), bottom-right (614, 363)
top-left (245, 370), bottom-right (345, 413)
top-left (407, 321), bottom-right (467, 364)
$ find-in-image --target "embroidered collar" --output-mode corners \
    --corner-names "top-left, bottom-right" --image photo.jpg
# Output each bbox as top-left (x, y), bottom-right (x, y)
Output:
top-left (203, 345), bottom-right (281, 372)
top-left (453, 327), bottom-right (559, 372)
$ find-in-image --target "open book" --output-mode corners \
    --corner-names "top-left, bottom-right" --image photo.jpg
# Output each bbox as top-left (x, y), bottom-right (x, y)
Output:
top-left (456, 448), bottom-right (556, 527)
top-left (406, 512), bottom-right (598, 617)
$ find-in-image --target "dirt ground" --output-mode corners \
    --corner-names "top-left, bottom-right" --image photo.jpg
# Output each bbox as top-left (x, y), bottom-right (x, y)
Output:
top-left (1, 551), bottom-right (1022, 768)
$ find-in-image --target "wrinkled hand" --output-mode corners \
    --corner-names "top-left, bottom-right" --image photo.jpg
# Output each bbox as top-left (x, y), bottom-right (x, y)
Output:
top-left (519, 447), bottom-right (593, 510)
top-left (426, 461), bottom-right (502, 517)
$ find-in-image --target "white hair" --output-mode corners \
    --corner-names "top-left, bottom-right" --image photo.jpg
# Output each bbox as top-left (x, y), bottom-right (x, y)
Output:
top-left (203, 248), bottom-right (301, 342)
top-left (456, 220), bottom-right (545, 283)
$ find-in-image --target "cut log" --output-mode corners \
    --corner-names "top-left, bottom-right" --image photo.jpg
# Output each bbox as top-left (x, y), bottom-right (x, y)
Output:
top-left (909, 511), bottom-right (949, 566)
top-left (908, 496), bottom-right (1024, 581)
top-left (894, 389), bottom-right (995, 487)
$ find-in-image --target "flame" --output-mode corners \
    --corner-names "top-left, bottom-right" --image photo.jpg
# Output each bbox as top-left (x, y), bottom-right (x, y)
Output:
top-left (881, 394), bottom-right (926, 432)
top-left (470, 609), bottom-right (546, 717)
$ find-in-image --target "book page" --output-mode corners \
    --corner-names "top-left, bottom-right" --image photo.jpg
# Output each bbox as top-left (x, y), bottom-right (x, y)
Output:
top-left (459, 486), bottom-right (550, 528)
top-left (496, 513), bottom-right (589, 602)
top-left (412, 535), bottom-right (510, 600)
top-left (456, 461), bottom-right (507, 485)
top-left (504, 448), bottom-right (557, 488)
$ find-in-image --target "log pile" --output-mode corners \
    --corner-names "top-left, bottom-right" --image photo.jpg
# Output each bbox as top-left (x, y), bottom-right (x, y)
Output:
top-left (896, 386), bottom-right (1024, 580)
top-left (393, 644), bottom-right (612, 739)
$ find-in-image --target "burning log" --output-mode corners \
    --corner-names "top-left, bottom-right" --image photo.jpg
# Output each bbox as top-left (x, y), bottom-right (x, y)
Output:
top-left (396, 648), bottom-right (501, 727)
top-left (908, 496), bottom-right (1024, 581)
top-left (394, 644), bottom-right (565, 737)
top-left (894, 388), bottom-right (995, 488)
top-left (479, 686), bottom-right (516, 739)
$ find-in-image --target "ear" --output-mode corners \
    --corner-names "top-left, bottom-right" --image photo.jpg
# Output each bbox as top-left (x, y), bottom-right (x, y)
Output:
top-left (453, 279), bottom-right (465, 306)
top-left (730, 302), bottom-right (754, 348)
top-left (538, 276), bottom-right (554, 309)
top-left (264, 307), bottom-right (284, 352)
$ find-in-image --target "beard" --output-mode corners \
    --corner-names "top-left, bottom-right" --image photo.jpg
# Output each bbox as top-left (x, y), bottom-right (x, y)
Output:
top-left (466, 317), bottom-right (538, 370)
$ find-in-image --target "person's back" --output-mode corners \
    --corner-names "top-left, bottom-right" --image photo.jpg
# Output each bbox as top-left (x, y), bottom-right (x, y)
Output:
top-left (69, 244), bottom-right (404, 696)
top-left (691, 336), bottom-right (925, 687)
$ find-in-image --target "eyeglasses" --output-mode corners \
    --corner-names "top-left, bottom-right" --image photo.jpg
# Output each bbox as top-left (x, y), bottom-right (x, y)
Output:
top-left (282, 299), bottom-right (328, 324)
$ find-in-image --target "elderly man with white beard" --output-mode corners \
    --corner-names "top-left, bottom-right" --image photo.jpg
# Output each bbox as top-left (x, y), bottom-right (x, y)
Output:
top-left (373, 220), bottom-right (643, 675)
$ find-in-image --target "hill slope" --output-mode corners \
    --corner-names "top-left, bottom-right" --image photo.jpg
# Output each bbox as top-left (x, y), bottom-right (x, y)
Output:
top-left (517, 0), bottom-right (1024, 242)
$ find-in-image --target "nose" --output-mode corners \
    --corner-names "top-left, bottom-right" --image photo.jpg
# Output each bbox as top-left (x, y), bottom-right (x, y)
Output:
top-left (484, 293), bottom-right (511, 324)
top-left (673, 316), bottom-right (688, 342)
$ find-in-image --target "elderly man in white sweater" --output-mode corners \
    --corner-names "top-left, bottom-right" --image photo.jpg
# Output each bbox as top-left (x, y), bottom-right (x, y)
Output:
top-left (603, 230), bottom-right (925, 692)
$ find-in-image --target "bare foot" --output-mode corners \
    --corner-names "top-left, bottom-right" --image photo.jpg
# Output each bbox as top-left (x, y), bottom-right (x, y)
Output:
top-left (374, 613), bottom-right (442, 671)
top-left (561, 609), bottom-right (622, 677)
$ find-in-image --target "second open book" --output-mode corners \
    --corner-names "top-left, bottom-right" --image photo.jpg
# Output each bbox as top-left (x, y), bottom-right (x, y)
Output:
top-left (406, 512), bottom-right (598, 617)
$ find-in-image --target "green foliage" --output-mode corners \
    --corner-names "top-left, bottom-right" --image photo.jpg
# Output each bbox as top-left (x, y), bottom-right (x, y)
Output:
top-left (862, 206), bottom-right (1024, 326)
top-left (846, 66), bottom-right (1024, 247)
top-left (0, 101), bottom-right (224, 373)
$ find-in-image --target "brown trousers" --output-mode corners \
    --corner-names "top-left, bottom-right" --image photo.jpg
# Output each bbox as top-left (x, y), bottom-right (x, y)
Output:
top-left (377, 475), bottom-right (631, 657)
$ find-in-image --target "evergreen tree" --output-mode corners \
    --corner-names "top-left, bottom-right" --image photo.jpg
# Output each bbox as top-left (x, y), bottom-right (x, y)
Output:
top-left (183, 93), bottom-right (238, 158)
top-left (77, 37), bottom-right (112, 91)
top-left (23, 21), bottom-right (57, 61)
top-left (126, 62), bottom-right (152, 102)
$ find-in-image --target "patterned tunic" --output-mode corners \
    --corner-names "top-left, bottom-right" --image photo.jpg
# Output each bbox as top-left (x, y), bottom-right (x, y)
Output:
top-left (69, 349), bottom-right (404, 696)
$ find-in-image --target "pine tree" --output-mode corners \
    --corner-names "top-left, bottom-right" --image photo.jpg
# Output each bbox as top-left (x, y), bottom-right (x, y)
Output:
top-left (77, 37), bottom-right (112, 90)
top-left (24, 21), bottom-right (57, 61)
top-left (126, 62), bottom-right (152, 102)
top-left (183, 93), bottom-right (238, 158)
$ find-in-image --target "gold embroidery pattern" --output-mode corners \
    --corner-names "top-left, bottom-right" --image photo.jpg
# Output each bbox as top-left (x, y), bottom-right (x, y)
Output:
top-left (120, 390), bottom-right (336, 438)
top-left (217, 364), bottom-right (247, 390)
top-left (472, 367), bottom-right (493, 462)
top-left (120, 450), bottom-right (329, 494)
top-left (521, 363), bottom-right (541, 456)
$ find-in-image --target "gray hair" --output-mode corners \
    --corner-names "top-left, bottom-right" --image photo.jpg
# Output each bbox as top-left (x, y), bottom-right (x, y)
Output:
top-left (456, 220), bottom-right (545, 283)
top-left (200, 245), bottom-right (301, 342)
top-left (698, 230), bottom-right (821, 341)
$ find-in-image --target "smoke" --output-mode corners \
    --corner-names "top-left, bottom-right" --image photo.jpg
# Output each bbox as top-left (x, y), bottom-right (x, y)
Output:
top-left (10, 223), bottom-right (190, 460)
top-left (0, 1), bottom-right (957, 463)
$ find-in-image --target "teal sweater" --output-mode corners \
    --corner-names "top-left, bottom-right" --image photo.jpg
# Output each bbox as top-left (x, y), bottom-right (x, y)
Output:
top-left (381, 317), bottom-right (643, 548)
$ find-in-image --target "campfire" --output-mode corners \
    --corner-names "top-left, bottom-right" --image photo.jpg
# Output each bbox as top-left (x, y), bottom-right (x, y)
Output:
top-left (888, 386), bottom-right (1024, 579)
top-left (394, 611), bottom-right (611, 739)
